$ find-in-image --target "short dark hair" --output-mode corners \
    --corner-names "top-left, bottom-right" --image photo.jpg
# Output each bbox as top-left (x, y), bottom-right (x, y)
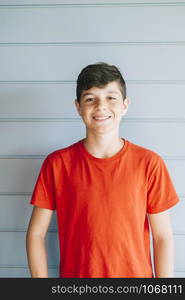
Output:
top-left (76, 62), bottom-right (127, 103)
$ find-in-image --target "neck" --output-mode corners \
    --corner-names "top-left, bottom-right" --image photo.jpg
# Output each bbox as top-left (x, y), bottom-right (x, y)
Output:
top-left (83, 134), bottom-right (124, 158)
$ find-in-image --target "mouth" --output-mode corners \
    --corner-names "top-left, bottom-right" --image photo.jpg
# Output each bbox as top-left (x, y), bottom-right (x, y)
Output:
top-left (93, 116), bottom-right (112, 121)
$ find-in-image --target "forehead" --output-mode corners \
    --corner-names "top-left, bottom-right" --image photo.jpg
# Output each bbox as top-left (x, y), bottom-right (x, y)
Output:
top-left (81, 81), bottom-right (122, 97)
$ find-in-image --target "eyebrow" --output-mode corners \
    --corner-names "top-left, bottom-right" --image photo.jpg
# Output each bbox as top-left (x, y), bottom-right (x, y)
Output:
top-left (81, 91), bottom-right (119, 98)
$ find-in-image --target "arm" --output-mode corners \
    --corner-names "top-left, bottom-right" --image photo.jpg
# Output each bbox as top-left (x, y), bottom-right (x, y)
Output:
top-left (148, 210), bottom-right (175, 278)
top-left (26, 206), bottom-right (54, 278)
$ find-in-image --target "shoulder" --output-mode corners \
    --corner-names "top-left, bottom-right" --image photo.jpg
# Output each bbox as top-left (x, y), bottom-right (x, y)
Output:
top-left (128, 140), bottom-right (161, 159)
top-left (126, 140), bottom-right (170, 187)
top-left (127, 140), bottom-right (165, 170)
top-left (43, 140), bottom-right (81, 166)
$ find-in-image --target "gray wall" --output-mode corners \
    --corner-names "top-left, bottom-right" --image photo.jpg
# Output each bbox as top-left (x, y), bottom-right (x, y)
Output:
top-left (0, 0), bottom-right (184, 277)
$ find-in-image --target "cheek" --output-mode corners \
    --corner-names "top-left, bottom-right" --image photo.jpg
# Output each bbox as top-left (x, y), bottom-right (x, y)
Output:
top-left (113, 105), bottom-right (124, 114)
top-left (81, 108), bottom-right (92, 119)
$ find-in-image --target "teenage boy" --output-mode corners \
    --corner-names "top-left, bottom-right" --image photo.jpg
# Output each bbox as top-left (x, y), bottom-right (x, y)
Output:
top-left (26, 62), bottom-right (179, 278)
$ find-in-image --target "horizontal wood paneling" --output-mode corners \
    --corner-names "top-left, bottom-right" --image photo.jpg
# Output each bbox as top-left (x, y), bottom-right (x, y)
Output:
top-left (0, 232), bottom-right (60, 266)
top-left (0, 267), bottom-right (58, 277)
top-left (1, 0), bottom-right (184, 278)
top-left (1, 0), bottom-right (185, 5)
top-left (1, 83), bottom-right (185, 119)
top-left (0, 122), bottom-right (185, 156)
top-left (171, 199), bottom-right (185, 234)
top-left (0, 5), bottom-right (185, 43)
top-left (0, 45), bottom-right (185, 81)
top-left (0, 195), bottom-right (57, 230)
top-left (174, 235), bottom-right (185, 270)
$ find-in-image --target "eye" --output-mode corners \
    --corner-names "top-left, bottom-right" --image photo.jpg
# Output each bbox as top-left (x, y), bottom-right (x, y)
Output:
top-left (108, 97), bottom-right (116, 100)
top-left (86, 98), bottom-right (94, 102)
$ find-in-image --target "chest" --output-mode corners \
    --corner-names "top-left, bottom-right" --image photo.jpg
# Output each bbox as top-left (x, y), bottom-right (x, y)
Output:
top-left (63, 158), bottom-right (147, 216)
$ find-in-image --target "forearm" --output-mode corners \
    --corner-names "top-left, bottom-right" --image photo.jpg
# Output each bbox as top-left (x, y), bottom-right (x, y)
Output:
top-left (153, 236), bottom-right (175, 278)
top-left (26, 234), bottom-right (48, 278)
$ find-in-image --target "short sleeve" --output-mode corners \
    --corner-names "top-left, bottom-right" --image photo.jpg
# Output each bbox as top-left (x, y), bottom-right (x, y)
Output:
top-left (147, 156), bottom-right (180, 214)
top-left (30, 155), bottom-right (56, 210)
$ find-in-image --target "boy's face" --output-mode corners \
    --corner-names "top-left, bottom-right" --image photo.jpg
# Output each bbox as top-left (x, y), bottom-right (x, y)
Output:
top-left (75, 81), bottom-right (129, 134)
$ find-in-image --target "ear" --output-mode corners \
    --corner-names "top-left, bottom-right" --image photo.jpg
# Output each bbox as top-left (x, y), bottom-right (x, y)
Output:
top-left (125, 97), bottom-right (131, 106)
top-left (74, 99), bottom-right (82, 116)
top-left (122, 97), bottom-right (130, 116)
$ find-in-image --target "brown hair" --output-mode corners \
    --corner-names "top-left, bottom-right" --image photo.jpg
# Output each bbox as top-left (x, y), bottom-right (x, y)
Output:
top-left (76, 62), bottom-right (127, 102)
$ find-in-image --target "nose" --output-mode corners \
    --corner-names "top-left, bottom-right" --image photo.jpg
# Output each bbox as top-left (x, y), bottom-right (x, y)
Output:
top-left (95, 98), bottom-right (108, 109)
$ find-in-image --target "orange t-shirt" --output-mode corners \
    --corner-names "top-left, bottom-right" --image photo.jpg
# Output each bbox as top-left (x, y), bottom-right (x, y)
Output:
top-left (30, 138), bottom-right (179, 278)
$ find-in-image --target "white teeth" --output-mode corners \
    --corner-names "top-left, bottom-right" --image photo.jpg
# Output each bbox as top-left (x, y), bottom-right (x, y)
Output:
top-left (93, 116), bottom-right (111, 120)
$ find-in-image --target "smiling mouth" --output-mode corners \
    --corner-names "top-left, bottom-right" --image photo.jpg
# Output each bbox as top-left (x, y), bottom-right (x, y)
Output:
top-left (93, 116), bottom-right (111, 121)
